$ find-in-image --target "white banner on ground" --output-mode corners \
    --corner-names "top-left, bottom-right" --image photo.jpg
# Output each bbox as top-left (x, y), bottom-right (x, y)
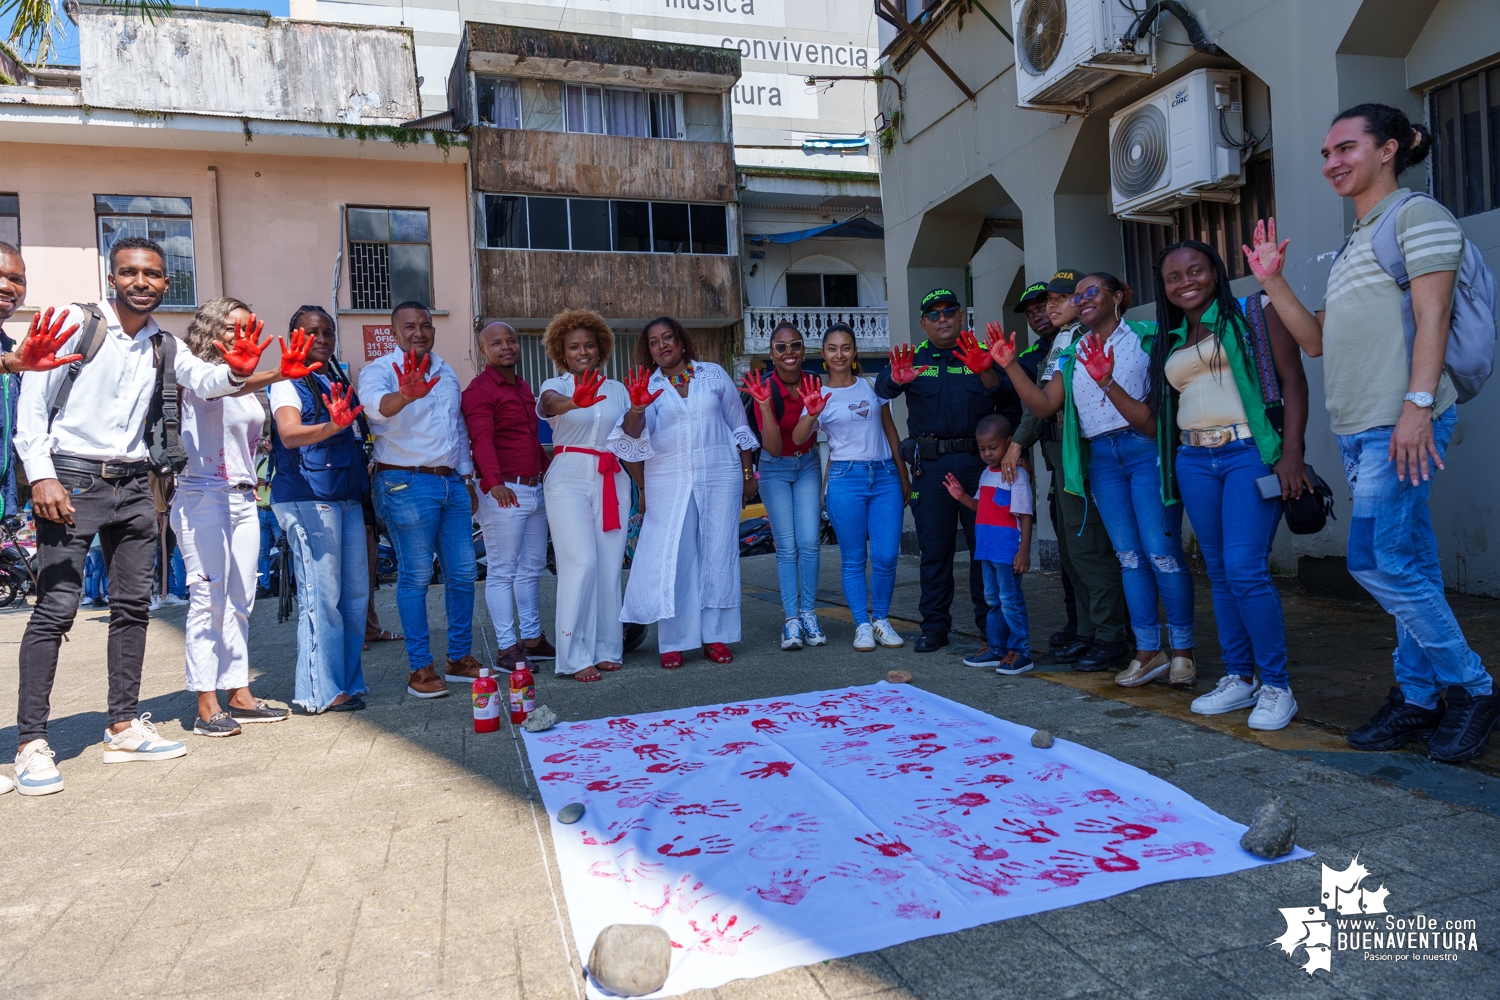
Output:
top-left (522, 683), bottom-right (1310, 998)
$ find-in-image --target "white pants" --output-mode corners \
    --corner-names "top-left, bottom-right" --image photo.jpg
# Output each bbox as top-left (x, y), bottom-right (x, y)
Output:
top-left (545, 454), bottom-right (631, 674)
top-left (169, 486), bottom-right (260, 692)
top-left (657, 495), bottom-right (741, 654)
top-left (476, 484), bottom-right (548, 649)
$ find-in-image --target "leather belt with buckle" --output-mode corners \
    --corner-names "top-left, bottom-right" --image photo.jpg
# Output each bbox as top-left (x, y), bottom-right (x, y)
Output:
top-left (1180, 424), bottom-right (1253, 448)
top-left (51, 455), bottom-right (153, 479)
top-left (501, 474), bottom-right (543, 487)
top-left (375, 463), bottom-right (456, 477)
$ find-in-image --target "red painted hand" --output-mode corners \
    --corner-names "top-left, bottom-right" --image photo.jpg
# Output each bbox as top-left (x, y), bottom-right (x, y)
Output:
top-left (984, 321), bottom-right (1019, 369)
top-left (1076, 333), bottom-right (1115, 386)
top-left (798, 374), bottom-right (829, 416)
top-left (216, 314), bottom-right (271, 378)
top-left (393, 349), bottom-right (440, 400)
top-left (942, 473), bottom-right (969, 501)
top-left (625, 366), bottom-right (664, 409)
top-left (887, 344), bottom-right (929, 384)
top-left (571, 368), bottom-right (605, 408)
top-left (954, 329), bottom-right (992, 373)
top-left (278, 328), bottom-right (324, 380)
top-left (740, 369), bottom-right (773, 405)
top-left (321, 382), bottom-right (364, 428)
top-left (1241, 217), bottom-right (1289, 282)
top-left (16, 308), bottom-right (84, 372)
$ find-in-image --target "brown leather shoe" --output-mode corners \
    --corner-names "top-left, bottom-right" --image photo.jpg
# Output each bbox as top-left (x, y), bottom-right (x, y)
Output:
top-left (494, 644), bottom-right (521, 672)
top-left (521, 633), bottom-right (556, 660)
top-left (445, 654), bottom-right (485, 684)
top-left (406, 665), bottom-right (450, 698)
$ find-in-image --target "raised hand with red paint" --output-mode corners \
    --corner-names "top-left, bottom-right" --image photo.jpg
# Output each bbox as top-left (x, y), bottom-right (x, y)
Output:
top-left (886, 344), bottom-right (929, 384)
top-left (393, 349), bottom-right (441, 400)
top-left (1240, 217), bottom-right (1289, 281)
top-left (15, 307), bottom-right (84, 372)
top-left (571, 368), bottom-right (605, 408)
top-left (954, 328), bottom-right (992, 373)
top-left (794, 373), bottom-right (829, 416)
top-left (215, 314), bottom-right (271, 378)
top-left (1075, 332), bottom-right (1115, 387)
top-left (984, 321), bottom-right (1019, 369)
top-left (740, 369), bottom-right (773, 405)
top-left (320, 383), bottom-right (364, 428)
top-left (279, 327), bottom-right (324, 379)
top-left (625, 365), bottom-right (664, 410)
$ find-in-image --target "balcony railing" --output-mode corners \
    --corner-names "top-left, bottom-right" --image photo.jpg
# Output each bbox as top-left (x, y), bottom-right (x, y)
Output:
top-left (743, 307), bottom-right (890, 354)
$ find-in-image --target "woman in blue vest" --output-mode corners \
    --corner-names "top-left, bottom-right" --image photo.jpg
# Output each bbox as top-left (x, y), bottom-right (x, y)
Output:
top-left (269, 306), bottom-right (371, 713)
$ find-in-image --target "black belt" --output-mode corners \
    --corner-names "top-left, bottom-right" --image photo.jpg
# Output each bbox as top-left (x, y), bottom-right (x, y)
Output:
top-left (915, 436), bottom-right (978, 456)
top-left (52, 455), bottom-right (152, 480)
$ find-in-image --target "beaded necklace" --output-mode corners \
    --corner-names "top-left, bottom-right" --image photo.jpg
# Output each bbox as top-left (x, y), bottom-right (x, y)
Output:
top-left (667, 362), bottom-right (695, 388)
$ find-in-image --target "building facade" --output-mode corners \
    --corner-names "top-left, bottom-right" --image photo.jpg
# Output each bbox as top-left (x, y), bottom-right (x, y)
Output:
top-left (0, 5), bottom-right (474, 378)
top-left (876, 0), bottom-right (1500, 592)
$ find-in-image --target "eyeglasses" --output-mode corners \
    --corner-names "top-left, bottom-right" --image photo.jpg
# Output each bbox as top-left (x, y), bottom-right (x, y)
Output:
top-left (923, 304), bottom-right (960, 321)
top-left (1069, 285), bottom-right (1104, 306)
top-left (771, 341), bottom-right (805, 354)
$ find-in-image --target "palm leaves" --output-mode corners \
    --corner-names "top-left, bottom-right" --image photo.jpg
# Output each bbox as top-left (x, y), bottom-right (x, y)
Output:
top-left (2, 0), bottom-right (173, 65)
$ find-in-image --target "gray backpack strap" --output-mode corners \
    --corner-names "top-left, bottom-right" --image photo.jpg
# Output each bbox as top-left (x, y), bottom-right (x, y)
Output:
top-left (1368, 191), bottom-right (1424, 291)
top-left (46, 303), bottom-right (109, 430)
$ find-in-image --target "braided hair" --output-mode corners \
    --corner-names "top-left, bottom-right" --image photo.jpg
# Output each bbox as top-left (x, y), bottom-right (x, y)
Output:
top-left (287, 304), bottom-right (358, 422)
top-left (1145, 240), bottom-right (1248, 411)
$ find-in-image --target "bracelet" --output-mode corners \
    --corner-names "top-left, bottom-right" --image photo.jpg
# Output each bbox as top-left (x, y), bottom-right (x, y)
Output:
top-left (743, 468), bottom-right (758, 481)
top-left (1100, 377), bottom-right (1115, 392)
top-left (1, 354), bottom-right (12, 374)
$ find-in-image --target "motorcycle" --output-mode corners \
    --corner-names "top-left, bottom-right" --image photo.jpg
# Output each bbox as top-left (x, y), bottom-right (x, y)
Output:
top-left (0, 516), bottom-right (35, 608)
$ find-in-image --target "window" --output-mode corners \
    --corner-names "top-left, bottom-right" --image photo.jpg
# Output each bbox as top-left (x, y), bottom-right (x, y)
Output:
top-left (1119, 154), bottom-right (1276, 308)
top-left (566, 84), bottom-right (605, 134)
top-left (1430, 64), bottom-right (1500, 218)
top-left (95, 195), bottom-right (196, 307)
top-left (0, 194), bottom-right (18, 247)
top-left (606, 88), bottom-right (649, 137)
top-left (649, 92), bottom-right (680, 140)
top-left (347, 207), bottom-right (432, 310)
top-left (786, 273), bottom-right (860, 307)
top-left (476, 76), bottom-right (521, 128)
top-left (480, 194), bottom-right (730, 255)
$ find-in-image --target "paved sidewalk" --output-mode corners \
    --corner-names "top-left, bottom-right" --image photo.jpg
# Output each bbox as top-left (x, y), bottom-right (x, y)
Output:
top-left (0, 553), bottom-right (1496, 999)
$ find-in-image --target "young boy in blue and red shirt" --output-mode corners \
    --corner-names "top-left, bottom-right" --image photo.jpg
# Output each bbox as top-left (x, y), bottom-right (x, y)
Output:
top-left (944, 414), bottom-right (1034, 674)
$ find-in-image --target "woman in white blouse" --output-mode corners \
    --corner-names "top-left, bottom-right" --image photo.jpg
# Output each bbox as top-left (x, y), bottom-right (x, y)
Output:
top-left (536, 310), bottom-right (633, 682)
top-left (172, 298), bottom-right (293, 736)
top-left (607, 317), bottom-right (759, 669)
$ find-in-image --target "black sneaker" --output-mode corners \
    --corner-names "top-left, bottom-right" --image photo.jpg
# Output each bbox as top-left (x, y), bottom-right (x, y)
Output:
top-left (193, 711), bottom-right (242, 738)
top-left (1050, 637), bottom-right (1091, 663)
top-left (328, 696), bottom-right (367, 713)
top-left (1426, 687), bottom-right (1500, 763)
top-left (1049, 625), bottom-right (1078, 647)
top-left (1074, 639), bottom-right (1128, 672)
top-left (227, 699), bottom-right (290, 724)
top-left (1346, 687), bottom-right (1444, 752)
top-left (914, 632), bottom-right (949, 653)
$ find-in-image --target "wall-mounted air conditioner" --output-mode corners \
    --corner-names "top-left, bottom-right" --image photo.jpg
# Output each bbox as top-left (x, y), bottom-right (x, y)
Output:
top-left (1011, 0), bottom-right (1153, 113)
top-left (1109, 69), bottom-right (1246, 221)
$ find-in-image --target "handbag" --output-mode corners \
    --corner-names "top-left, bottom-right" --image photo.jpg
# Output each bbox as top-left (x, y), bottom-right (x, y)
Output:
top-left (1284, 464), bottom-right (1336, 535)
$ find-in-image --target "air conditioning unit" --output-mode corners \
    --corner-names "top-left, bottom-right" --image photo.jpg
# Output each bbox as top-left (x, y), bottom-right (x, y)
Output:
top-left (1011, 0), bottom-right (1153, 112)
top-left (1109, 69), bottom-right (1247, 221)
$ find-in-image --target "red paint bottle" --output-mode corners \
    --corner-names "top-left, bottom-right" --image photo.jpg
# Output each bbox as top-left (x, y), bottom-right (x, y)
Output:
top-left (472, 667), bottom-right (500, 733)
top-left (508, 661), bottom-right (535, 724)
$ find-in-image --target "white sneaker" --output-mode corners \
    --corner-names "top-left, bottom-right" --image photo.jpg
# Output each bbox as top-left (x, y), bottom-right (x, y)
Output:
top-left (160, 593), bottom-right (187, 607)
top-left (0, 774), bottom-right (11, 794)
top-left (853, 623), bottom-right (876, 652)
top-left (780, 617), bottom-right (803, 651)
top-left (148, 595), bottom-right (162, 611)
top-left (79, 596), bottom-right (93, 607)
top-left (1247, 685), bottom-right (1298, 731)
top-left (1190, 675), bottom-right (1260, 716)
top-left (15, 740), bottom-right (64, 796)
top-left (799, 612), bottom-right (828, 647)
top-left (872, 619), bottom-right (904, 648)
top-left (102, 714), bottom-right (188, 764)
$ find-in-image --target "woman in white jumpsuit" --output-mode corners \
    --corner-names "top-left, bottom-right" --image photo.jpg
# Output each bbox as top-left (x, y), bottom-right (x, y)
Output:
top-left (536, 310), bottom-right (632, 682)
top-left (608, 317), bottom-right (759, 669)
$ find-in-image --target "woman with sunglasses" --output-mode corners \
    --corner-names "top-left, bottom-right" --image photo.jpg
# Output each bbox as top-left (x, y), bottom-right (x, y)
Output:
top-left (742, 321), bottom-right (826, 650)
top-left (988, 273), bottom-right (1195, 687)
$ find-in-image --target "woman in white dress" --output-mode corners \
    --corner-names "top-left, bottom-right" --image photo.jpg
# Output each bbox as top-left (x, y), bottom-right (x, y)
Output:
top-left (537, 310), bottom-right (633, 682)
top-left (607, 317), bottom-right (759, 669)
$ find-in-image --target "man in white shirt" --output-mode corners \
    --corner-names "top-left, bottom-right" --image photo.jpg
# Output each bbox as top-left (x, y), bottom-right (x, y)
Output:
top-left (358, 301), bottom-right (480, 698)
top-left (11, 237), bottom-right (267, 796)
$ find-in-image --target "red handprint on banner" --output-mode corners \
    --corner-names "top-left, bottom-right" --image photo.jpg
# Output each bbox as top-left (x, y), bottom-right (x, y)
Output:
top-left (888, 732), bottom-right (938, 743)
top-left (657, 833), bottom-right (734, 857)
top-left (947, 834), bottom-right (1009, 861)
top-left (607, 717), bottom-right (638, 732)
top-left (670, 799), bottom-right (742, 819)
top-left (1029, 762), bottom-right (1073, 782)
top-left (585, 777), bottom-right (651, 793)
top-left (749, 812), bottom-right (820, 834)
top-left (1141, 841), bottom-right (1215, 862)
top-left (820, 739), bottom-right (869, 753)
top-left (954, 772), bottom-right (1014, 788)
top-left (741, 761), bottom-right (794, 779)
top-left (617, 790), bottom-right (683, 811)
top-left (831, 862), bottom-right (905, 885)
top-left (894, 814), bottom-right (962, 838)
top-left (750, 718), bottom-right (786, 735)
top-left (709, 741), bottom-right (761, 756)
top-left (749, 869), bottom-right (826, 906)
top-left (855, 832), bottom-right (912, 857)
top-left (635, 874), bottom-right (718, 916)
top-left (580, 817), bottom-right (648, 846)
top-left (722, 705), bottom-right (751, 717)
top-left (826, 754), bottom-right (874, 768)
top-left (633, 743), bottom-right (674, 760)
top-left (542, 750), bottom-right (600, 764)
top-left (916, 792), bottom-right (991, 815)
top-left (1001, 793), bottom-right (1065, 817)
top-left (814, 715), bottom-right (846, 728)
top-left (689, 913), bottom-right (760, 956)
top-left (964, 752), bottom-right (1015, 767)
top-left (587, 848), bottom-right (663, 883)
top-left (1084, 788), bottom-right (1122, 804)
top-left (646, 761), bottom-right (706, 774)
top-left (866, 761), bottom-right (935, 778)
top-left (888, 888), bottom-right (941, 920)
top-left (999, 818), bottom-right (1060, 844)
top-left (954, 864), bottom-right (1018, 897)
top-left (1051, 846), bottom-right (1139, 874)
top-left (1074, 816), bottom-right (1158, 844)
top-left (844, 723), bottom-right (895, 736)
top-left (893, 743), bottom-right (947, 759)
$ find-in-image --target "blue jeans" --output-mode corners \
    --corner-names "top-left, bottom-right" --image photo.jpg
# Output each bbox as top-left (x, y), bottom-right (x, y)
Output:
top-left (824, 459), bottom-right (904, 625)
top-left (758, 450), bottom-right (823, 618)
top-left (1088, 428), bottom-right (1195, 650)
top-left (84, 548), bottom-right (108, 602)
top-left (273, 499), bottom-right (368, 712)
top-left (981, 559), bottom-right (1030, 655)
top-left (375, 470), bottom-right (476, 670)
top-left (1177, 440), bottom-right (1288, 688)
top-left (1338, 406), bottom-right (1491, 707)
top-left (257, 505), bottom-right (283, 590)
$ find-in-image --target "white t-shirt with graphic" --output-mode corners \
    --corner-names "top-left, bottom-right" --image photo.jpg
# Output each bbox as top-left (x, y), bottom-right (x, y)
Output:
top-left (815, 377), bottom-right (891, 462)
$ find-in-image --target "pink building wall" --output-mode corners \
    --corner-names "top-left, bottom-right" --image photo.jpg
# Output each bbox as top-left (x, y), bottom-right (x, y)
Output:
top-left (1, 142), bottom-right (478, 381)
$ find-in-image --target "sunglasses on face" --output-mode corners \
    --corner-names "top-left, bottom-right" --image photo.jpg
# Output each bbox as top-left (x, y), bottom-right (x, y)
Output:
top-left (1070, 285), bottom-right (1104, 305)
top-left (771, 341), bottom-right (805, 355)
top-left (923, 304), bottom-right (960, 321)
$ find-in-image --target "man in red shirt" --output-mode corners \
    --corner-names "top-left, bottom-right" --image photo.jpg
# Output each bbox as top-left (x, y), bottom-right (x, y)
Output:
top-left (462, 322), bottom-right (555, 670)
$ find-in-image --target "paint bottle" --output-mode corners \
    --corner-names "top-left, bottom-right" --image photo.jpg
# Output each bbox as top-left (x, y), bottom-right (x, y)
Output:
top-left (509, 661), bottom-right (535, 724)
top-left (472, 667), bottom-right (500, 733)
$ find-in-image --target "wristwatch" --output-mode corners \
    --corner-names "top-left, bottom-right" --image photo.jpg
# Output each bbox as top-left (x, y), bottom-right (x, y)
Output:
top-left (1403, 391), bottom-right (1435, 408)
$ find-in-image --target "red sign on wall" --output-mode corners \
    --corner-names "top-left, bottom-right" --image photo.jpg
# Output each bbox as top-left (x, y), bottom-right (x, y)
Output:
top-left (363, 325), bottom-right (396, 361)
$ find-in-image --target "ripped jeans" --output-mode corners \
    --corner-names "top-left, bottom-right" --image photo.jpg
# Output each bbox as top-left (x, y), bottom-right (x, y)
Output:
top-left (1087, 428), bottom-right (1195, 651)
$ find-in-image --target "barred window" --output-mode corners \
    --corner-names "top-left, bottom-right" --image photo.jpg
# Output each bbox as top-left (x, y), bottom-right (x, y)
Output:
top-left (482, 194), bottom-right (729, 255)
top-left (1430, 63), bottom-right (1500, 219)
top-left (0, 194), bottom-right (18, 247)
top-left (95, 195), bottom-right (196, 307)
top-left (348, 207), bottom-right (431, 311)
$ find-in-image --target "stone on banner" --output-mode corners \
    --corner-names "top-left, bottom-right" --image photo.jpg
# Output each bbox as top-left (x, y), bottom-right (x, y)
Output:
top-left (523, 705), bottom-right (558, 732)
top-left (589, 924), bottom-right (671, 996)
top-left (557, 802), bottom-right (585, 824)
top-left (1240, 796), bottom-right (1298, 858)
top-left (1031, 729), bottom-right (1054, 748)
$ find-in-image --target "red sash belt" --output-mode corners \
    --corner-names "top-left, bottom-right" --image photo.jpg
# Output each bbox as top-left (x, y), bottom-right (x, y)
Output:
top-left (556, 446), bottom-right (624, 531)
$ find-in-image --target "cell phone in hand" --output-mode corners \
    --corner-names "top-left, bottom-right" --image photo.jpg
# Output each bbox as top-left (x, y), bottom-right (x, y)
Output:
top-left (1255, 473), bottom-right (1283, 500)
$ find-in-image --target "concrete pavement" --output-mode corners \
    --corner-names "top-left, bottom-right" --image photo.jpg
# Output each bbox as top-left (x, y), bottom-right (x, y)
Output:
top-left (0, 550), bottom-right (1496, 999)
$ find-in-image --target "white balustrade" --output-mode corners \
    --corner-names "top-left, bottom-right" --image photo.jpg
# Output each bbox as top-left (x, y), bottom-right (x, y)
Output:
top-left (742, 307), bottom-right (890, 354)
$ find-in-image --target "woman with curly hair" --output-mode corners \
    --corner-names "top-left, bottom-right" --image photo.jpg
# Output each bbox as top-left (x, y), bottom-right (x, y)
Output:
top-left (537, 309), bottom-right (632, 681)
top-left (609, 317), bottom-right (758, 668)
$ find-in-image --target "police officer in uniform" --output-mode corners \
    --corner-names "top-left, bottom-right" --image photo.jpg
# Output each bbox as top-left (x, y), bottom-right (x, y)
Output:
top-left (876, 287), bottom-right (1021, 652)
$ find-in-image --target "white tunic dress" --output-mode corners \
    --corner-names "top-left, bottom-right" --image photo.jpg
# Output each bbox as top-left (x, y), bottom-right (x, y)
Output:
top-left (606, 362), bottom-right (757, 651)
